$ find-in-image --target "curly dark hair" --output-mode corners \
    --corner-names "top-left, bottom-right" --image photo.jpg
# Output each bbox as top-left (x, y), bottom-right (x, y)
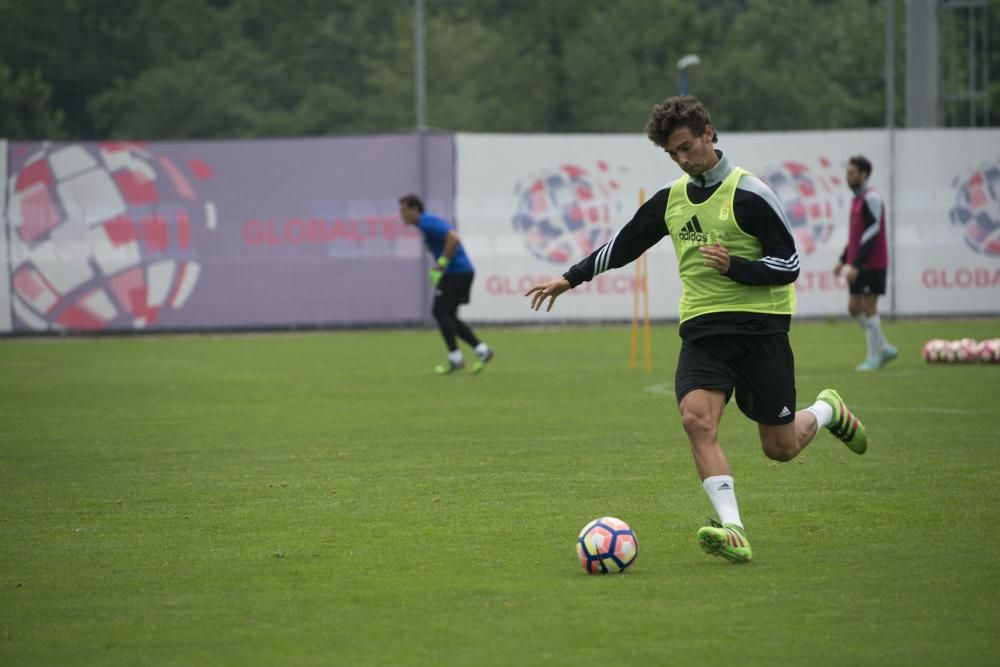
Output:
top-left (645, 95), bottom-right (718, 147)
top-left (848, 155), bottom-right (872, 177)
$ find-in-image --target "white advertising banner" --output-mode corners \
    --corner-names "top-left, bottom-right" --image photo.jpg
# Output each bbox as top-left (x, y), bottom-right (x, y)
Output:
top-left (457, 129), bottom-right (1000, 321)
top-left (893, 129), bottom-right (1000, 315)
top-left (457, 133), bottom-right (676, 322)
top-left (0, 140), bottom-right (10, 332)
top-left (457, 129), bottom-right (897, 322)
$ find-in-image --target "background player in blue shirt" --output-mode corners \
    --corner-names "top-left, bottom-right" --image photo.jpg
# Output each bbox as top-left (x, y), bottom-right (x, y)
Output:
top-left (399, 194), bottom-right (494, 374)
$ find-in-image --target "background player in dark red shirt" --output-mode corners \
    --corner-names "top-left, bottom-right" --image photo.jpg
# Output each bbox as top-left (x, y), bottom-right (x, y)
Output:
top-left (834, 156), bottom-right (897, 371)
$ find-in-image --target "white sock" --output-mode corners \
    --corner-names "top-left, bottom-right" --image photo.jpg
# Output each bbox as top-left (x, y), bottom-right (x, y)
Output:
top-left (865, 318), bottom-right (883, 360)
top-left (868, 314), bottom-right (889, 351)
top-left (855, 314), bottom-right (875, 359)
top-left (448, 350), bottom-right (463, 365)
top-left (806, 400), bottom-right (833, 428)
top-left (702, 475), bottom-right (743, 528)
top-left (475, 342), bottom-right (489, 356)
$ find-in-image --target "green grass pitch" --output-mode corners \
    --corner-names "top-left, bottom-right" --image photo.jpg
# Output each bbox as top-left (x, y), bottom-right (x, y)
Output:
top-left (2, 318), bottom-right (999, 666)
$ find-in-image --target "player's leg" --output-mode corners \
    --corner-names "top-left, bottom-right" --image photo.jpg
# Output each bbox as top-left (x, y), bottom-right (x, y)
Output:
top-left (455, 317), bottom-right (494, 373)
top-left (848, 288), bottom-right (877, 369)
top-left (857, 292), bottom-right (881, 370)
top-left (859, 292), bottom-right (878, 317)
top-left (431, 281), bottom-right (463, 374)
top-left (855, 270), bottom-right (895, 370)
top-left (678, 388), bottom-right (730, 480)
top-left (756, 382), bottom-right (867, 455)
top-left (453, 318), bottom-right (480, 348)
top-left (847, 293), bottom-right (863, 319)
top-left (737, 333), bottom-right (867, 455)
top-left (728, 333), bottom-right (811, 462)
top-left (864, 271), bottom-right (896, 367)
top-left (676, 338), bottom-right (751, 563)
top-left (758, 414), bottom-right (817, 462)
top-left (814, 388), bottom-right (868, 453)
top-left (681, 389), bottom-right (752, 563)
top-left (449, 273), bottom-right (493, 373)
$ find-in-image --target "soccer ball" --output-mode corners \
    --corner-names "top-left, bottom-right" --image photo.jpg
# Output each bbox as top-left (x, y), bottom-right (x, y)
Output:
top-left (922, 339), bottom-right (948, 363)
top-left (975, 338), bottom-right (1000, 363)
top-left (941, 340), bottom-right (963, 363)
top-left (949, 338), bottom-right (978, 363)
top-left (576, 517), bottom-right (637, 574)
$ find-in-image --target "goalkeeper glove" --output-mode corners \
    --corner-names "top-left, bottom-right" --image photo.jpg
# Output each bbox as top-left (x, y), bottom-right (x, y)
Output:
top-left (429, 256), bottom-right (449, 286)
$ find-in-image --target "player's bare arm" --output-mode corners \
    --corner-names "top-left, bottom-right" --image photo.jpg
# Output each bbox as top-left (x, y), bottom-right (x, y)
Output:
top-left (524, 277), bottom-right (571, 312)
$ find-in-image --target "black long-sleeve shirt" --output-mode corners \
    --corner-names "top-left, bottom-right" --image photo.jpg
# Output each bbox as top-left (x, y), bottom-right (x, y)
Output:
top-left (563, 152), bottom-right (800, 341)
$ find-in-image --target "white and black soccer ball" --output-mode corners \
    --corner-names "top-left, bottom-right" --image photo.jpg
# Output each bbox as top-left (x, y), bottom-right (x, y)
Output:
top-left (922, 339), bottom-right (948, 364)
top-left (944, 338), bottom-right (978, 363)
top-left (576, 517), bottom-right (638, 574)
top-left (975, 338), bottom-right (1000, 363)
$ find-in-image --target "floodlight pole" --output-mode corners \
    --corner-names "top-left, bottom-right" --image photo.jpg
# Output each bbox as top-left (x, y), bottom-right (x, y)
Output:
top-left (885, 0), bottom-right (897, 319)
top-left (414, 0), bottom-right (427, 131)
top-left (677, 54), bottom-right (701, 95)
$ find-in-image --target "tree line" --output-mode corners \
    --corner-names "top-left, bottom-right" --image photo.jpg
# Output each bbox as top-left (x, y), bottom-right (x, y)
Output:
top-left (1, 0), bottom-right (996, 141)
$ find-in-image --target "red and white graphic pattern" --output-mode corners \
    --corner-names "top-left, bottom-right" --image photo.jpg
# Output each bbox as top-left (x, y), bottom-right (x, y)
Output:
top-left (7, 142), bottom-right (216, 330)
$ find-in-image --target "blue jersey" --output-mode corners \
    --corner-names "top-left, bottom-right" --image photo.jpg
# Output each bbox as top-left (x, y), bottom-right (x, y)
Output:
top-left (417, 213), bottom-right (474, 273)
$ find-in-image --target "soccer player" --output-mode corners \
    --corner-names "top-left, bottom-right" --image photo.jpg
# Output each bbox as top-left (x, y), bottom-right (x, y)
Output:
top-left (833, 156), bottom-right (897, 371)
top-left (399, 194), bottom-right (493, 374)
top-left (523, 96), bottom-right (868, 564)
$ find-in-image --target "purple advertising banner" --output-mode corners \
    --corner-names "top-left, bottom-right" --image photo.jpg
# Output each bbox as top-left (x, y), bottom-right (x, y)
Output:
top-left (4, 134), bottom-right (454, 331)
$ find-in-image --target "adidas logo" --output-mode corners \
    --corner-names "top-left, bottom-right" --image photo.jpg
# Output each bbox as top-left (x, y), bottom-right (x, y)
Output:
top-left (717, 482), bottom-right (732, 491)
top-left (677, 215), bottom-right (710, 243)
top-left (778, 406), bottom-right (792, 418)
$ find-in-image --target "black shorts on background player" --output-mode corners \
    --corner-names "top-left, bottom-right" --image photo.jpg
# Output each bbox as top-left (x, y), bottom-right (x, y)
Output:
top-left (848, 268), bottom-right (886, 296)
top-left (434, 272), bottom-right (473, 309)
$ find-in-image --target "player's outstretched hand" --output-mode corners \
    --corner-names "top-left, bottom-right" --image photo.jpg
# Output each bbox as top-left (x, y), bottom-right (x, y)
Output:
top-left (524, 277), bottom-right (571, 312)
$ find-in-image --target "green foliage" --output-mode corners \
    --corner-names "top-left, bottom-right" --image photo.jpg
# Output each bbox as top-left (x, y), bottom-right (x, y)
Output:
top-left (2, 320), bottom-right (1000, 665)
top-left (0, 64), bottom-right (65, 138)
top-left (0, 0), bottom-right (994, 139)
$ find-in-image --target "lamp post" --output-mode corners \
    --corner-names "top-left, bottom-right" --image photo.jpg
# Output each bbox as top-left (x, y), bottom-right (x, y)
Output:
top-left (677, 54), bottom-right (701, 95)
top-left (414, 0), bottom-right (426, 131)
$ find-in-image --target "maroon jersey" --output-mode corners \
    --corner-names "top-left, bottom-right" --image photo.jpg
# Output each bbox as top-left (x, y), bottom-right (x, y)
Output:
top-left (842, 185), bottom-right (888, 270)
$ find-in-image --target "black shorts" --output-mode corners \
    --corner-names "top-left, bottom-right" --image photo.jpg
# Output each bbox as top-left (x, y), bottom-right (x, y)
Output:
top-left (435, 272), bottom-right (474, 308)
top-left (849, 268), bottom-right (886, 296)
top-left (674, 333), bottom-right (797, 425)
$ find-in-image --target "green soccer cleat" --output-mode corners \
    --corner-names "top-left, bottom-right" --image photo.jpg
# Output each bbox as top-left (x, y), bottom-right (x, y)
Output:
top-left (471, 349), bottom-right (494, 374)
top-left (697, 519), bottom-right (752, 564)
top-left (879, 345), bottom-right (898, 368)
top-left (433, 360), bottom-right (463, 375)
top-left (817, 388), bottom-right (867, 454)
